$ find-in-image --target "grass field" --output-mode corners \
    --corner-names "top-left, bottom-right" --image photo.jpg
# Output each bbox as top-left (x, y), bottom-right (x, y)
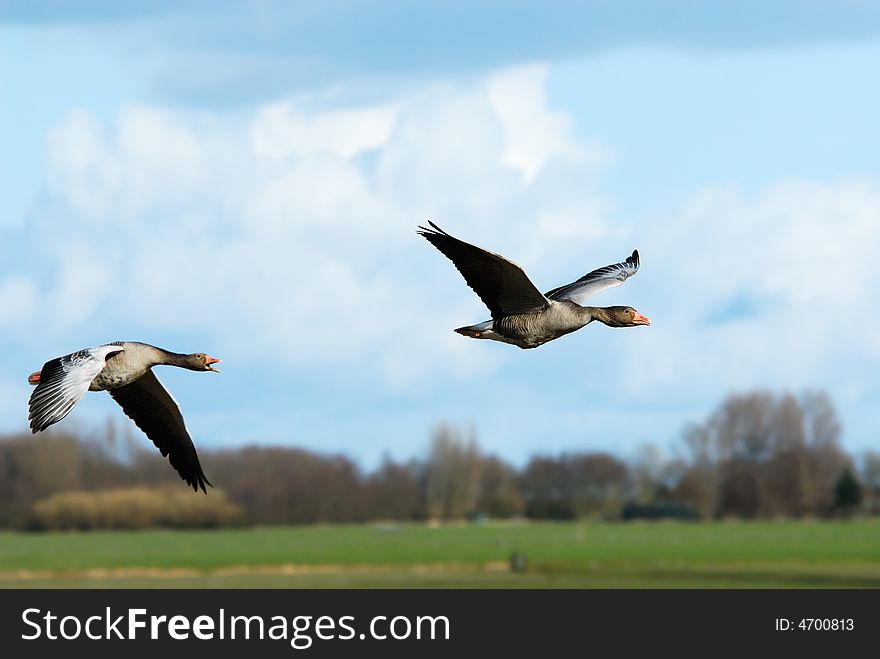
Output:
top-left (2, 519), bottom-right (880, 588)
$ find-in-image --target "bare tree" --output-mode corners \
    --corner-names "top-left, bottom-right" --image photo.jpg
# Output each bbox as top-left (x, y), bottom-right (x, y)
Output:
top-left (631, 442), bottom-right (672, 503)
top-left (477, 455), bottom-right (523, 518)
top-left (860, 451), bottom-right (880, 514)
top-left (423, 425), bottom-right (482, 520)
top-left (519, 456), bottom-right (572, 519)
top-left (675, 390), bottom-right (849, 519)
top-left (565, 452), bottom-right (629, 518)
top-left (367, 454), bottom-right (425, 520)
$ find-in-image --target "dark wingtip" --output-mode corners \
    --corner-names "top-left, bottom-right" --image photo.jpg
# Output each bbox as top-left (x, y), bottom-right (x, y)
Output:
top-left (191, 479), bottom-right (205, 494)
top-left (29, 415), bottom-right (46, 434)
top-left (196, 472), bottom-right (213, 494)
top-left (417, 220), bottom-right (449, 238)
top-left (630, 249), bottom-right (640, 267)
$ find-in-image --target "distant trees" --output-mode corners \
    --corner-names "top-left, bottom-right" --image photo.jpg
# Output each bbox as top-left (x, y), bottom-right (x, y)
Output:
top-left (423, 425), bottom-right (482, 520)
top-left (476, 456), bottom-right (523, 518)
top-left (674, 391), bottom-right (851, 519)
top-left (0, 431), bottom-right (132, 527)
top-left (519, 456), bottom-right (572, 519)
top-left (207, 446), bottom-right (366, 524)
top-left (833, 469), bottom-right (862, 512)
top-left (519, 452), bottom-right (628, 519)
top-left (0, 388), bottom-right (866, 529)
top-left (859, 451), bottom-right (880, 514)
top-left (366, 455), bottom-right (424, 521)
top-left (421, 426), bottom-right (526, 520)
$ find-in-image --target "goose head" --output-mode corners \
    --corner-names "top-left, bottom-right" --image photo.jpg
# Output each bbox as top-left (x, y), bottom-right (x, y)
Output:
top-left (604, 306), bottom-right (651, 328)
top-left (189, 353), bottom-right (222, 372)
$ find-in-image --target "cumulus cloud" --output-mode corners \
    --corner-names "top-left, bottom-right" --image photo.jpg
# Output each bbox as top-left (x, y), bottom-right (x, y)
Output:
top-left (26, 64), bottom-right (604, 387)
top-left (29, 66), bottom-right (880, 398)
top-left (251, 102), bottom-right (397, 160)
top-left (10, 59), bottom-right (879, 460)
top-left (488, 64), bottom-right (596, 182)
top-left (623, 176), bottom-right (880, 406)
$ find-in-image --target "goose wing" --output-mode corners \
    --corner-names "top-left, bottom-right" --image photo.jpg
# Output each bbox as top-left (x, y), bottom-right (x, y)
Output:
top-left (418, 221), bottom-right (549, 318)
top-left (545, 250), bottom-right (641, 304)
top-left (28, 344), bottom-right (125, 433)
top-left (109, 370), bottom-right (211, 493)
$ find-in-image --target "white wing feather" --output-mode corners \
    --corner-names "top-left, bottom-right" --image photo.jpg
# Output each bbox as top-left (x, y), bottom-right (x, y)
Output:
top-left (28, 344), bottom-right (124, 433)
top-left (544, 250), bottom-right (641, 305)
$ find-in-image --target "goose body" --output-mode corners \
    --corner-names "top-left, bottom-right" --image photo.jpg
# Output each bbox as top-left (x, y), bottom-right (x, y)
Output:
top-left (418, 222), bottom-right (650, 349)
top-left (27, 341), bottom-right (221, 493)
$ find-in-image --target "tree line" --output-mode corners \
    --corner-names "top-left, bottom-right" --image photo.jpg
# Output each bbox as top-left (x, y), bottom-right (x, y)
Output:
top-left (0, 389), bottom-right (877, 530)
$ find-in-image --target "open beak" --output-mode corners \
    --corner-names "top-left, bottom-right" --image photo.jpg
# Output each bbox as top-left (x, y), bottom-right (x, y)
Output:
top-left (205, 356), bottom-right (222, 372)
top-left (632, 312), bottom-right (651, 326)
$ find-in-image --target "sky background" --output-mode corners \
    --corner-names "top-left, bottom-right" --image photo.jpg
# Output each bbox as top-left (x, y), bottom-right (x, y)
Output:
top-left (2, 1), bottom-right (880, 470)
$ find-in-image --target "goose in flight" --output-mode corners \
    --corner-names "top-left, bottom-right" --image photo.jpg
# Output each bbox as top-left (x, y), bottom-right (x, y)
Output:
top-left (27, 342), bottom-right (220, 493)
top-left (418, 222), bottom-right (650, 349)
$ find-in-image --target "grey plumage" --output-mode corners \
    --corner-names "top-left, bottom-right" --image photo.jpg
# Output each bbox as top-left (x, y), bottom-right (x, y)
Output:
top-left (28, 341), bottom-right (219, 493)
top-left (418, 222), bottom-right (650, 349)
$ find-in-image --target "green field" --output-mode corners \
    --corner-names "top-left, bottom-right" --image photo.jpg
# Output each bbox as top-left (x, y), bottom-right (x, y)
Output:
top-left (2, 520), bottom-right (880, 588)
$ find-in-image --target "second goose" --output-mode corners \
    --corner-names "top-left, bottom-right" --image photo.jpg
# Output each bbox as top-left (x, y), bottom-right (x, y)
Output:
top-left (418, 222), bottom-right (651, 349)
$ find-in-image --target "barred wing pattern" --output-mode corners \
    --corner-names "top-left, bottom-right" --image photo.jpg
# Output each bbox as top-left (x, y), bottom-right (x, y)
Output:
top-left (544, 250), bottom-right (640, 305)
top-left (28, 344), bottom-right (124, 433)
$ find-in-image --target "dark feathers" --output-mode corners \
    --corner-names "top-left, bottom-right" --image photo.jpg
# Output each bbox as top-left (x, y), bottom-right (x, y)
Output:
top-left (417, 221), bottom-right (549, 318)
top-left (109, 370), bottom-right (211, 493)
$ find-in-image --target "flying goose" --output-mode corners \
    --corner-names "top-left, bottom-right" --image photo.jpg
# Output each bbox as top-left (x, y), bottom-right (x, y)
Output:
top-left (418, 222), bottom-right (650, 349)
top-left (27, 341), bottom-right (220, 493)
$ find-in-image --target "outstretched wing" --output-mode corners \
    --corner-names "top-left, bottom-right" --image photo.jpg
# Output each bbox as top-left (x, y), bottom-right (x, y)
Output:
top-left (109, 370), bottom-right (211, 493)
top-left (28, 344), bottom-right (125, 433)
top-left (417, 221), bottom-right (549, 318)
top-left (545, 250), bottom-right (641, 305)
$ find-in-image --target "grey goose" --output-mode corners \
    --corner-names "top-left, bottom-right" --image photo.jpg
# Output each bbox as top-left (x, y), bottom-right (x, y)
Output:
top-left (418, 222), bottom-right (650, 349)
top-left (27, 341), bottom-right (220, 493)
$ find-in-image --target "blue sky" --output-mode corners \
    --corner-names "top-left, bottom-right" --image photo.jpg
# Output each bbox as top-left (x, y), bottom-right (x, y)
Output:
top-left (2, 1), bottom-right (880, 469)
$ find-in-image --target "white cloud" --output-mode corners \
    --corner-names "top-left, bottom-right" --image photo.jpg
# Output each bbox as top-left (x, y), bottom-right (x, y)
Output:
top-left (623, 176), bottom-right (880, 402)
top-left (488, 64), bottom-right (600, 182)
top-left (28, 65), bottom-right (610, 386)
top-left (46, 109), bottom-right (120, 219)
top-left (251, 102), bottom-right (397, 160)
top-left (25, 66), bottom-right (880, 429)
top-left (0, 275), bottom-right (37, 330)
top-left (26, 61), bottom-right (880, 460)
top-left (6, 53), bottom-right (879, 465)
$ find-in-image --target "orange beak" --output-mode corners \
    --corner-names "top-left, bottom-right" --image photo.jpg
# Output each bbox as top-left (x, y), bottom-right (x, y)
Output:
top-left (632, 312), bottom-right (651, 326)
top-left (205, 356), bottom-right (222, 372)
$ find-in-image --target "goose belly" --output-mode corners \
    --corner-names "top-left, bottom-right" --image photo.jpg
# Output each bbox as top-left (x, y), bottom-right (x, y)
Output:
top-left (89, 358), bottom-right (150, 391)
top-left (495, 308), bottom-right (584, 348)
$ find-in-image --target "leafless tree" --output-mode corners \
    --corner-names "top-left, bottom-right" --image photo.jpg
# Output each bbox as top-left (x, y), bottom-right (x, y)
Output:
top-left (675, 390), bottom-right (849, 519)
top-left (860, 451), bottom-right (880, 514)
top-left (366, 454), bottom-right (425, 520)
top-left (477, 455), bottom-right (524, 517)
top-left (423, 425), bottom-right (482, 520)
